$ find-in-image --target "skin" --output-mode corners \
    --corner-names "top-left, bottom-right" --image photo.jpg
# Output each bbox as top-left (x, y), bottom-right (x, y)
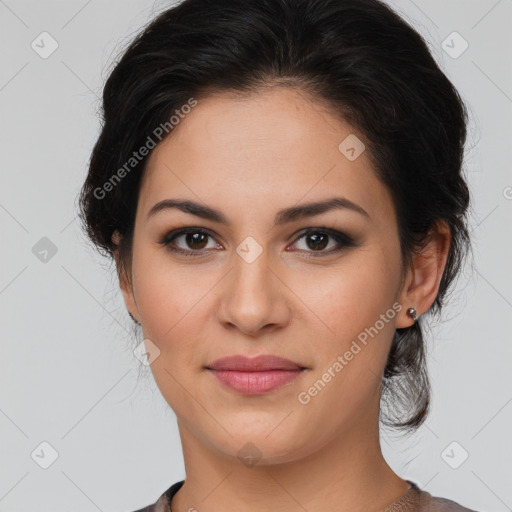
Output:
top-left (112, 86), bottom-right (450, 512)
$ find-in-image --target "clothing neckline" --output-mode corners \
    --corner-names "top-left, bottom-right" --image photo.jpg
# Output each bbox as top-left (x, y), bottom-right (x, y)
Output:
top-left (381, 480), bottom-right (421, 510)
top-left (165, 479), bottom-right (422, 511)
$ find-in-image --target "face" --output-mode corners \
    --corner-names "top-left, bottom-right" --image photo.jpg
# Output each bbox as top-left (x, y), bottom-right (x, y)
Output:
top-left (117, 87), bottom-right (418, 465)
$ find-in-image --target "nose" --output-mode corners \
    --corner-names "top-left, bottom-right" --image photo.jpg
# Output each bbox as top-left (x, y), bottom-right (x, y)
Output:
top-left (216, 248), bottom-right (291, 337)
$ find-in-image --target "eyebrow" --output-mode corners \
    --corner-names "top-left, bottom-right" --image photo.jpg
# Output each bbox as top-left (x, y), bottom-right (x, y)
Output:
top-left (146, 196), bottom-right (370, 225)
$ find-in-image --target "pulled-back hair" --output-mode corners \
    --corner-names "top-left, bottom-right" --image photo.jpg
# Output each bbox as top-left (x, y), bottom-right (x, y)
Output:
top-left (78, 0), bottom-right (473, 432)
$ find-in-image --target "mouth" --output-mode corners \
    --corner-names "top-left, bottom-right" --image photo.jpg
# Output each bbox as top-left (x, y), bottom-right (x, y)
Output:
top-left (205, 355), bottom-right (307, 395)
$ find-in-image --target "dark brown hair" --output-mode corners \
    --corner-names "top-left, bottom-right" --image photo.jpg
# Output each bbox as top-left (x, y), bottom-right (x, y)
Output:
top-left (77, 0), bottom-right (473, 432)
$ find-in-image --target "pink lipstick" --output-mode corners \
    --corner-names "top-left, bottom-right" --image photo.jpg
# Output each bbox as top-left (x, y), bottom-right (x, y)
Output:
top-left (206, 355), bottom-right (306, 395)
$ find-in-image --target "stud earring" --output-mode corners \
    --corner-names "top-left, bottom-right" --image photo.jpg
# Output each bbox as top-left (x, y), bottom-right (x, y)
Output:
top-left (406, 307), bottom-right (418, 322)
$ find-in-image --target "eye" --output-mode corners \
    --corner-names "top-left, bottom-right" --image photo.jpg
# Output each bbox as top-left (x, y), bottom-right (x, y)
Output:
top-left (159, 228), bottom-right (221, 256)
top-left (159, 227), bottom-right (357, 258)
top-left (288, 228), bottom-right (356, 256)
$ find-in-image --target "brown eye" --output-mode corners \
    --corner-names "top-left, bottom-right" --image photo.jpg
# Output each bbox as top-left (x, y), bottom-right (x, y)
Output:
top-left (160, 228), bottom-right (219, 255)
top-left (304, 232), bottom-right (329, 251)
top-left (290, 228), bottom-right (356, 256)
top-left (183, 232), bottom-right (209, 250)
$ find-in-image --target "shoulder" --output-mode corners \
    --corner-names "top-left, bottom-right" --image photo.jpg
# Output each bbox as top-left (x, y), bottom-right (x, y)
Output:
top-left (128, 493), bottom-right (170, 512)
top-left (386, 480), bottom-right (481, 512)
top-left (424, 495), bottom-right (480, 512)
top-left (128, 480), bottom-right (184, 512)
top-left (415, 486), bottom-right (480, 512)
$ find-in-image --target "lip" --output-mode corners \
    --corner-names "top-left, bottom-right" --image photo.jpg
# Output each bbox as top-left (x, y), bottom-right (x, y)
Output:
top-left (207, 355), bottom-right (305, 372)
top-left (206, 355), bottom-right (307, 395)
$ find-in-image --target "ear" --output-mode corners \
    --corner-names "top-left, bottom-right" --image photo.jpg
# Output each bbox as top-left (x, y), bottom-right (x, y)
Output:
top-left (396, 220), bottom-right (451, 328)
top-left (112, 230), bottom-right (140, 324)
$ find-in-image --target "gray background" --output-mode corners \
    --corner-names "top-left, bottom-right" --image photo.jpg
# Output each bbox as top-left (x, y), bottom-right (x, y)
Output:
top-left (0, 0), bottom-right (511, 511)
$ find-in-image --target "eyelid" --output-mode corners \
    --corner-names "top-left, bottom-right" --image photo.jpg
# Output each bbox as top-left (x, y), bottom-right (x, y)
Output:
top-left (159, 225), bottom-right (356, 257)
top-left (159, 227), bottom-right (222, 253)
top-left (289, 228), bottom-right (356, 253)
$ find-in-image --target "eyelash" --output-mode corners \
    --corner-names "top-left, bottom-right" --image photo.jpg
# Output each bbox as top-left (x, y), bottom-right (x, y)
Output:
top-left (158, 227), bottom-right (357, 258)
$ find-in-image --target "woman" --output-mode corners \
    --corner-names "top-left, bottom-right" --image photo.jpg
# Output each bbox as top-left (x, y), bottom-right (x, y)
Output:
top-left (78, 0), bottom-right (479, 510)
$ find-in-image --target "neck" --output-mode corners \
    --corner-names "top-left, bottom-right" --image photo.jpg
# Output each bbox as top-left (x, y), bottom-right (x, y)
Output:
top-left (171, 403), bottom-right (409, 512)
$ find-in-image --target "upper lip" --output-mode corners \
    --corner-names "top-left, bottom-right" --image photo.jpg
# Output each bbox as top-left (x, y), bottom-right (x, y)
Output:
top-left (206, 355), bottom-right (305, 372)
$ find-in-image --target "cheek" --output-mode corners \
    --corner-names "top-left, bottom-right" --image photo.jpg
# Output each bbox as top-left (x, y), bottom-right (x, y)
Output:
top-left (294, 265), bottom-right (397, 423)
top-left (132, 256), bottom-right (209, 413)
top-left (297, 256), bottom-right (398, 338)
top-left (131, 251), bottom-right (223, 393)
top-left (292, 258), bottom-right (401, 401)
top-left (132, 248), bottom-right (213, 341)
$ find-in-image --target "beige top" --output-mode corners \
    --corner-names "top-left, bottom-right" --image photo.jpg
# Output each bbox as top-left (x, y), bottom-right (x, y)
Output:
top-left (132, 479), bottom-right (478, 512)
top-left (381, 481), bottom-right (478, 511)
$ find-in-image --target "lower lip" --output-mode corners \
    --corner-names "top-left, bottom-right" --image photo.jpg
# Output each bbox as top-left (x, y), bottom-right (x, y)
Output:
top-left (207, 369), bottom-right (304, 395)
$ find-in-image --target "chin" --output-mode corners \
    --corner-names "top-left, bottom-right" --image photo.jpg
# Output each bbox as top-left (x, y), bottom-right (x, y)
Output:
top-left (218, 438), bottom-right (302, 467)
top-left (205, 420), bottom-right (316, 467)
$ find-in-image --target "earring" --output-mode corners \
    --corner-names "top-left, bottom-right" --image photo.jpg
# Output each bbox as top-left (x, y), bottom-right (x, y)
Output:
top-left (406, 307), bottom-right (418, 322)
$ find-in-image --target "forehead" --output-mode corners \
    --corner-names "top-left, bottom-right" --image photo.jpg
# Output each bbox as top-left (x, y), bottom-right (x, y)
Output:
top-left (138, 87), bottom-right (394, 225)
